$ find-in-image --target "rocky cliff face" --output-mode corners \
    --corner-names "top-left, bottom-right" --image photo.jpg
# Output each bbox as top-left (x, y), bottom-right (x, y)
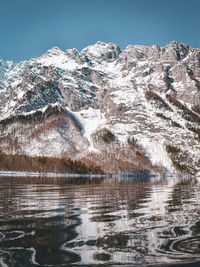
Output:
top-left (1, 41), bottom-right (200, 174)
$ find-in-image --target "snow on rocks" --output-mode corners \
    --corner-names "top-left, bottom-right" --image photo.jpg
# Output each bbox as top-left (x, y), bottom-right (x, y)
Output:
top-left (74, 108), bottom-right (106, 152)
top-left (1, 41), bottom-right (200, 173)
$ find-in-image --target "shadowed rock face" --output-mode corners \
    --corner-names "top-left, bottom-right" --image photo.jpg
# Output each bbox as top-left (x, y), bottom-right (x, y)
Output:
top-left (0, 41), bottom-right (200, 173)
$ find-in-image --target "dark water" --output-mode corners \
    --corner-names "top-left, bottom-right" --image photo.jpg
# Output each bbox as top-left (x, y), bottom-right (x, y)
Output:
top-left (1, 175), bottom-right (200, 266)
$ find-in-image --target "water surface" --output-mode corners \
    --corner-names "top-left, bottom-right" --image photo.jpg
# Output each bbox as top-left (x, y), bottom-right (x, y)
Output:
top-left (0, 175), bottom-right (200, 266)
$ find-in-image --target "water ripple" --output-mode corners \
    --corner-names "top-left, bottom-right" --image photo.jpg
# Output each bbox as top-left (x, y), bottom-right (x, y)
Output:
top-left (0, 176), bottom-right (200, 266)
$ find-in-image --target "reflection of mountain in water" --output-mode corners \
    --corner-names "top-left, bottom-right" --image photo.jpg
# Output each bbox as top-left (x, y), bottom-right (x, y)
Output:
top-left (0, 176), bottom-right (200, 266)
top-left (62, 176), bottom-right (200, 265)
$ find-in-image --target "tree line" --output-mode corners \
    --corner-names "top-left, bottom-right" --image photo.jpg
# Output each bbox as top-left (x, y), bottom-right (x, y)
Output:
top-left (0, 151), bottom-right (103, 174)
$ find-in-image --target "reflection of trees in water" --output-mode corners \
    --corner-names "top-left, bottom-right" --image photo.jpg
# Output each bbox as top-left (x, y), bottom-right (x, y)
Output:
top-left (0, 176), bottom-right (85, 265)
top-left (0, 176), bottom-right (152, 265)
top-left (86, 178), bottom-right (150, 219)
top-left (65, 177), bottom-right (152, 264)
top-left (143, 177), bottom-right (200, 265)
top-left (66, 176), bottom-right (200, 265)
top-left (1, 176), bottom-right (200, 265)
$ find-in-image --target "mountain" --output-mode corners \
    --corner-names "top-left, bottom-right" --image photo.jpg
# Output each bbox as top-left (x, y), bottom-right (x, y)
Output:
top-left (1, 41), bottom-right (200, 174)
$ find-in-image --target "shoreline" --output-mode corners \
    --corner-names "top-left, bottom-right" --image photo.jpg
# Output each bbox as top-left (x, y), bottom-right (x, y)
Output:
top-left (0, 170), bottom-right (108, 178)
top-left (0, 170), bottom-right (192, 179)
top-left (0, 170), bottom-right (153, 178)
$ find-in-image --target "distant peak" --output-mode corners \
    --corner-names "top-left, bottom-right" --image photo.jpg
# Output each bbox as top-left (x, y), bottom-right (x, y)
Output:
top-left (170, 40), bottom-right (181, 45)
top-left (66, 47), bottom-right (79, 54)
top-left (46, 47), bottom-right (64, 55)
top-left (80, 41), bottom-right (121, 62)
top-left (83, 40), bottom-right (120, 50)
top-left (96, 40), bottom-right (107, 46)
top-left (95, 40), bottom-right (120, 49)
top-left (168, 40), bottom-right (189, 49)
top-left (65, 48), bottom-right (81, 61)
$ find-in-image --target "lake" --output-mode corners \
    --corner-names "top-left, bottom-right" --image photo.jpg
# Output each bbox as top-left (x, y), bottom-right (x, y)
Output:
top-left (0, 175), bottom-right (200, 266)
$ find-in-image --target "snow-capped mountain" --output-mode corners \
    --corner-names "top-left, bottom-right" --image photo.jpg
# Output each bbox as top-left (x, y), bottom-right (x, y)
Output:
top-left (1, 41), bottom-right (200, 174)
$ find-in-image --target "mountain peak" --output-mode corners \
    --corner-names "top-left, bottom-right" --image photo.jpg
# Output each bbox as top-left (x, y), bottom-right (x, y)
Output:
top-left (167, 40), bottom-right (190, 49)
top-left (45, 47), bottom-right (64, 56)
top-left (80, 41), bottom-right (121, 62)
top-left (169, 40), bottom-right (181, 46)
top-left (95, 40), bottom-right (107, 46)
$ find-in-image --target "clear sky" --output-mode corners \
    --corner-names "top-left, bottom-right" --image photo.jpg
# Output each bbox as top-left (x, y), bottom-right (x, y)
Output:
top-left (1, 0), bottom-right (200, 62)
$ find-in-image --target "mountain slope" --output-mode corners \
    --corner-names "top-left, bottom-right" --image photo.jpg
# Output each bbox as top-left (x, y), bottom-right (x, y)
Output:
top-left (1, 41), bottom-right (200, 174)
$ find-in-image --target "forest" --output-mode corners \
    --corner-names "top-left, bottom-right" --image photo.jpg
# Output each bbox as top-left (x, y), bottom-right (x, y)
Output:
top-left (0, 151), bottom-right (103, 174)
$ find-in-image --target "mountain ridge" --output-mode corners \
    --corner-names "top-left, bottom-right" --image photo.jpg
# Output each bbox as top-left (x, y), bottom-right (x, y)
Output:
top-left (1, 41), bottom-right (200, 174)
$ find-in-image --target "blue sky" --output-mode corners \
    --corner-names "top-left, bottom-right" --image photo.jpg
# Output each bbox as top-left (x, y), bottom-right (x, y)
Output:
top-left (1, 0), bottom-right (200, 62)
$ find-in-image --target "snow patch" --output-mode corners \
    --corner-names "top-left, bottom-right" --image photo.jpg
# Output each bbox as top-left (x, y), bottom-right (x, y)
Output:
top-left (74, 108), bottom-right (106, 152)
top-left (37, 49), bottom-right (80, 71)
top-left (138, 137), bottom-right (174, 172)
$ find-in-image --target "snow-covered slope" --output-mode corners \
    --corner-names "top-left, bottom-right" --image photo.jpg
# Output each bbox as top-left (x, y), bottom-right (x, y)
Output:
top-left (0, 58), bottom-right (14, 90)
top-left (1, 41), bottom-right (200, 174)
